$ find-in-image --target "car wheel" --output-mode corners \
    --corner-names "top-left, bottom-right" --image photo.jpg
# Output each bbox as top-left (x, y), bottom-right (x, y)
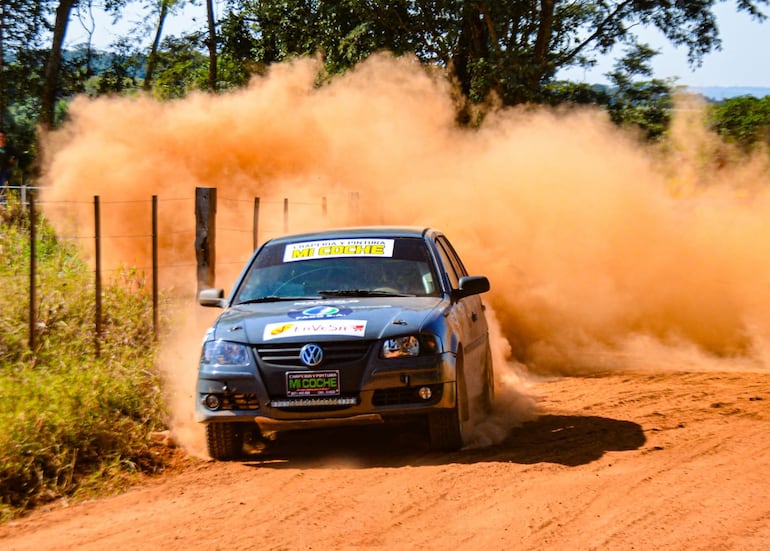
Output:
top-left (481, 345), bottom-right (495, 415)
top-left (427, 404), bottom-right (463, 451)
top-left (206, 422), bottom-right (247, 461)
top-left (428, 353), bottom-right (467, 451)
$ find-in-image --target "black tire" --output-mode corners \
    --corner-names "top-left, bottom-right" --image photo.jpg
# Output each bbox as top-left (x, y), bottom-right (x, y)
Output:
top-left (428, 351), bottom-right (467, 451)
top-left (206, 423), bottom-right (246, 461)
top-left (428, 405), bottom-right (463, 451)
top-left (481, 345), bottom-right (495, 415)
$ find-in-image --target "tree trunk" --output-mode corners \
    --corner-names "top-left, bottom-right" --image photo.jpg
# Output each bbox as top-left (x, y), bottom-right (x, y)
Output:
top-left (206, 0), bottom-right (217, 92)
top-left (143, 0), bottom-right (170, 92)
top-left (450, 2), bottom-right (491, 123)
top-left (451, 2), bottom-right (488, 101)
top-left (529, 0), bottom-right (555, 90)
top-left (0, 2), bottom-right (6, 131)
top-left (40, 0), bottom-right (77, 130)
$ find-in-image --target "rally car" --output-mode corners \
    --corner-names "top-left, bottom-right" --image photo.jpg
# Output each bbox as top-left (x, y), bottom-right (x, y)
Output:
top-left (196, 227), bottom-right (493, 460)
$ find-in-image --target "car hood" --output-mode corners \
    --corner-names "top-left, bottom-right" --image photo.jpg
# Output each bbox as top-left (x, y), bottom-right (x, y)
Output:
top-left (210, 297), bottom-right (446, 344)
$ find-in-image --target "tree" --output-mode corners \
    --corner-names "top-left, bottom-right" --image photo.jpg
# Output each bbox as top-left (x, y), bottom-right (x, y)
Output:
top-left (205, 0), bottom-right (217, 91)
top-left (0, 0), bottom-right (49, 174)
top-left (219, 0), bottom-right (419, 80)
top-left (149, 34), bottom-right (209, 99)
top-left (143, 0), bottom-right (172, 91)
top-left (40, 0), bottom-right (131, 128)
top-left (94, 38), bottom-right (144, 95)
top-left (603, 43), bottom-right (673, 139)
top-left (40, 0), bottom-right (78, 130)
top-left (219, 0), bottom-right (768, 112)
top-left (143, 0), bottom-right (191, 91)
top-left (710, 95), bottom-right (770, 151)
top-left (447, 0), bottom-right (768, 107)
top-left (1, 0), bottom-right (47, 131)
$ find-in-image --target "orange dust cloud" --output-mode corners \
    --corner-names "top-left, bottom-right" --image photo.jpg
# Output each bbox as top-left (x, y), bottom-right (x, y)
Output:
top-left (40, 53), bottom-right (770, 451)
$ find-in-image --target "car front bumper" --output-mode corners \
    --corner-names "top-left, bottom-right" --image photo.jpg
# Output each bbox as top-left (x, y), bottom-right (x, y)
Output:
top-left (195, 351), bottom-right (458, 428)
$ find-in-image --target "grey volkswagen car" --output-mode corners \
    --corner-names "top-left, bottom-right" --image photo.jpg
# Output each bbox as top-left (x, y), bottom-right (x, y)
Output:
top-left (196, 227), bottom-right (493, 460)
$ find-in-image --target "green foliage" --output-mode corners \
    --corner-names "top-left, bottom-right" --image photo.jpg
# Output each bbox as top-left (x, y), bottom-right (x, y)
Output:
top-left (604, 45), bottom-right (674, 140)
top-left (222, 2), bottom-right (412, 94)
top-left (709, 95), bottom-right (770, 151)
top-left (218, 0), bottom-right (766, 111)
top-left (86, 40), bottom-right (145, 96)
top-left (0, 200), bottom-right (169, 522)
top-left (543, 45), bottom-right (673, 140)
top-left (544, 82), bottom-right (611, 107)
top-left (150, 35), bottom-right (210, 99)
top-left (1, 47), bottom-right (46, 177)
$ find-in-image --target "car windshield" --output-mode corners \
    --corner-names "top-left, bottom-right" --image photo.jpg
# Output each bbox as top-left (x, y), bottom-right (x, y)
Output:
top-left (233, 237), bottom-right (440, 303)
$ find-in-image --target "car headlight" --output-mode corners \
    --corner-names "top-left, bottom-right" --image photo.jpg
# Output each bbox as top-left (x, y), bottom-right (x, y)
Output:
top-left (381, 335), bottom-right (439, 358)
top-left (201, 340), bottom-right (251, 366)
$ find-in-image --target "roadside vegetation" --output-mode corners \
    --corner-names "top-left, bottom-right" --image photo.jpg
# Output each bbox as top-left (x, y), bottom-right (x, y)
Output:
top-left (0, 198), bottom-right (171, 522)
top-left (710, 95), bottom-right (770, 152)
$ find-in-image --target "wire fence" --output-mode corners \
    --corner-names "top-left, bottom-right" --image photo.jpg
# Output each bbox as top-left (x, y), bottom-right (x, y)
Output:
top-left (0, 184), bottom-right (36, 206)
top-left (3, 186), bottom-right (361, 356)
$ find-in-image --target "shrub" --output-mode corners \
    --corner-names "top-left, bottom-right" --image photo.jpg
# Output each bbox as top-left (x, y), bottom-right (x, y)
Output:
top-left (0, 198), bottom-right (169, 521)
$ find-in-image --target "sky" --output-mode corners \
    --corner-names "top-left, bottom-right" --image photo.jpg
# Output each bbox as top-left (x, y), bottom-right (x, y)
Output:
top-left (559, 2), bottom-right (770, 89)
top-left (65, 1), bottom-right (770, 89)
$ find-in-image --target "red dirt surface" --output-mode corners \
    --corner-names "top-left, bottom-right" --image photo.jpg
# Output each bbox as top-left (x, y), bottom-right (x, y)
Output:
top-left (3, 368), bottom-right (769, 550)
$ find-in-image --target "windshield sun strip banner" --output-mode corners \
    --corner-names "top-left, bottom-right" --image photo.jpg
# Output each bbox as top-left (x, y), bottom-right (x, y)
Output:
top-left (283, 239), bottom-right (395, 262)
top-left (263, 320), bottom-right (368, 340)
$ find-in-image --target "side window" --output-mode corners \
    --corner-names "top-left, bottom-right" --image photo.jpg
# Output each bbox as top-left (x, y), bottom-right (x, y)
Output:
top-left (435, 236), bottom-right (465, 289)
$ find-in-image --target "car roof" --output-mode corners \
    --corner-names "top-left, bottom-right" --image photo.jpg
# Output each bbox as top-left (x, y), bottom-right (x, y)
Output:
top-left (263, 226), bottom-right (438, 246)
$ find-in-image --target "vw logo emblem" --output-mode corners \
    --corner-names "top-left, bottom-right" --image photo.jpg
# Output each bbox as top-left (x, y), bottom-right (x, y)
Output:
top-left (300, 344), bottom-right (324, 367)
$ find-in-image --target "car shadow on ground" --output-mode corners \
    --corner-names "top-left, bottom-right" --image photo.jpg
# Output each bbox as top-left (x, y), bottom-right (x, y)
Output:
top-left (240, 414), bottom-right (646, 469)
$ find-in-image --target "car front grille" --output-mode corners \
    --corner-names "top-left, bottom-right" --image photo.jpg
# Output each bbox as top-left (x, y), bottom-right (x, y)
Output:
top-left (254, 340), bottom-right (374, 368)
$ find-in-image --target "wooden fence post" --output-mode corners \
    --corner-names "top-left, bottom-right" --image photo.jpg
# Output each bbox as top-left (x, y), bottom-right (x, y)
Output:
top-left (195, 187), bottom-right (217, 293)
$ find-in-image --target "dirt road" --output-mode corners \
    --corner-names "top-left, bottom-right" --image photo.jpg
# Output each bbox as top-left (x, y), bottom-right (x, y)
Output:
top-left (2, 368), bottom-right (769, 551)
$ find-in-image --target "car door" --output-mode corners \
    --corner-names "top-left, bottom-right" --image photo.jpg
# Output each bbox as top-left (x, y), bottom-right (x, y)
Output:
top-left (433, 235), bottom-right (489, 385)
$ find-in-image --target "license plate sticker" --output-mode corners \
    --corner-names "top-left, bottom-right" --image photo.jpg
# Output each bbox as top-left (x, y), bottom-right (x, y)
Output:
top-left (286, 371), bottom-right (340, 397)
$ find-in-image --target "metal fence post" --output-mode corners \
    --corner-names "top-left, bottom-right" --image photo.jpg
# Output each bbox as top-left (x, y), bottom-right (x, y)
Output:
top-left (253, 197), bottom-right (260, 251)
top-left (28, 193), bottom-right (37, 351)
top-left (94, 195), bottom-right (102, 358)
top-left (152, 195), bottom-right (159, 340)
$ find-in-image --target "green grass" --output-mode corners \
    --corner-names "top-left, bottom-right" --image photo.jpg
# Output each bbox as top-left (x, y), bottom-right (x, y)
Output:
top-left (0, 199), bottom-right (171, 521)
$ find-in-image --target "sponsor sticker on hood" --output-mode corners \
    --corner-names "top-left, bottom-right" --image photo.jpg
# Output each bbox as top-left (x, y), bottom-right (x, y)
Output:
top-left (288, 305), bottom-right (353, 319)
top-left (263, 320), bottom-right (368, 340)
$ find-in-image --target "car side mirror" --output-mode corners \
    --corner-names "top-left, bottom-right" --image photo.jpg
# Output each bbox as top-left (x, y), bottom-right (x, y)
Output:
top-left (198, 288), bottom-right (227, 308)
top-left (453, 276), bottom-right (490, 300)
